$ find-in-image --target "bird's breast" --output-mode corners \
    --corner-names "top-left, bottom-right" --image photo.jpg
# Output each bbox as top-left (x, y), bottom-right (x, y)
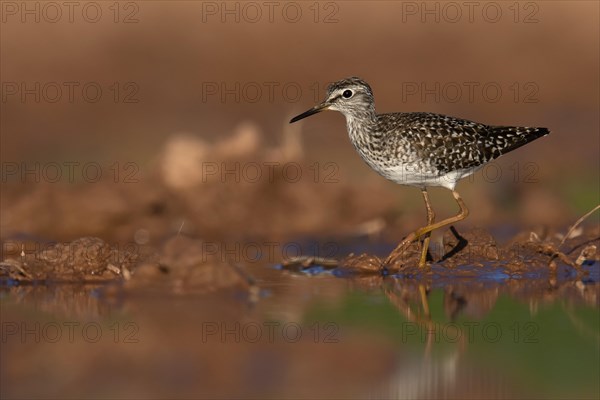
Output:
top-left (346, 122), bottom-right (397, 175)
top-left (345, 121), bottom-right (446, 187)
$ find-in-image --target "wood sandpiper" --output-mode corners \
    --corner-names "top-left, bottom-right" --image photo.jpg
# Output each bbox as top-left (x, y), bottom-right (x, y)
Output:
top-left (290, 77), bottom-right (550, 269)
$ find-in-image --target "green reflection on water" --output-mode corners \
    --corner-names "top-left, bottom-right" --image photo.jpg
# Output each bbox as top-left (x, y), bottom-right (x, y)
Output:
top-left (304, 287), bottom-right (600, 399)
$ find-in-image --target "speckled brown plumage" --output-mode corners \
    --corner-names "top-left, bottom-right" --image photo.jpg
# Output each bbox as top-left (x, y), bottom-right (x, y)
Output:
top-left (290, 76), bottom-right (550, 269)
top-left (292, 77), bottom-right (550, 190)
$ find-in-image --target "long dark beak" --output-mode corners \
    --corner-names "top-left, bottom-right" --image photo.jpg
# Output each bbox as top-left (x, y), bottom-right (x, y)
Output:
top-left (289, 103), bottom-right (330, 123)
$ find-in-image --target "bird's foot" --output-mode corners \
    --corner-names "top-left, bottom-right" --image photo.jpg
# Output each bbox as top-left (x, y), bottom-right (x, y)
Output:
top-left (383, 235), bottom-right (417, 267)
top-left (383, 232), bottom-right (431, 271)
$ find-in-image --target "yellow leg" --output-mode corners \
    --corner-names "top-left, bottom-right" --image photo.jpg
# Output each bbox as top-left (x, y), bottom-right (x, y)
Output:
top-left (419, 188), bottom-right (435, 268)
top-left (385, 190), bottom-right (469, 267)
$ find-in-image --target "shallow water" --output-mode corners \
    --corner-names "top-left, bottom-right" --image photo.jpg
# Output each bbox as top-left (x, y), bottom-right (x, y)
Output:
top-left (1, 253), bottom-right (599, 399)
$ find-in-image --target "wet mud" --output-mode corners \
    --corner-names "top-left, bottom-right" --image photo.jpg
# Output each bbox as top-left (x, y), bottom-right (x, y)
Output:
top-left (2, 226), bottom-right (597, 286)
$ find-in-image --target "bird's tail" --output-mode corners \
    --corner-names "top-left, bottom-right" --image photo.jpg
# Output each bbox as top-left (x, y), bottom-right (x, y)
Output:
top-left (488, 125), bottom-right (550, 157)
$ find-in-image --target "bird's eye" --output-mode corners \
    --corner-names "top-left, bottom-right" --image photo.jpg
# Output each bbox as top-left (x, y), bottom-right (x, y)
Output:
top-left (342, 90), bottom-right (353, 99)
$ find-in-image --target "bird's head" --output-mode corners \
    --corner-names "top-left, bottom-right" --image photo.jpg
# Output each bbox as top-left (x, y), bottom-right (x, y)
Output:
top-left (290, 77), bottom-right (375, 123)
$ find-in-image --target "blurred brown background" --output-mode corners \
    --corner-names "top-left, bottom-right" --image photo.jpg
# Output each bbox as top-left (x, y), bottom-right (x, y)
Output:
top-left (1, 0), bottom-right (598, 244)
top-left (1, 4), bottom-right (599, 399)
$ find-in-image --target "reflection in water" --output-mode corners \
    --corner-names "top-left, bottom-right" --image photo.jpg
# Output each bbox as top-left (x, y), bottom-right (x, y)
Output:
top-left (310, 273), bottom-right (599, 399)
top-left (0, 282), bottom-right (122, 319)
top-left (375, 282), bottom-right (510, 399)
top-left (391, 278), bottom-right (598, 399)
top-left (1, 265), bottom-right (598, 399)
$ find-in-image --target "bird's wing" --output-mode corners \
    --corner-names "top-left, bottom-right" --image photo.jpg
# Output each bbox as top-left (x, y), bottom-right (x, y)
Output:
top-left (399, 112), bottom-right (493, 174)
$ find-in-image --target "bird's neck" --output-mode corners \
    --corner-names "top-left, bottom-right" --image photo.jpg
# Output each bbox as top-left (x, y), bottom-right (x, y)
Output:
top-left (344, 109), bottom-right (379, 143)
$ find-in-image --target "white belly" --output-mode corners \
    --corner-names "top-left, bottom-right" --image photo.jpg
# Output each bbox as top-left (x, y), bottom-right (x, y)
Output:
top-left (383, 164), bottom-right (480, 190)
